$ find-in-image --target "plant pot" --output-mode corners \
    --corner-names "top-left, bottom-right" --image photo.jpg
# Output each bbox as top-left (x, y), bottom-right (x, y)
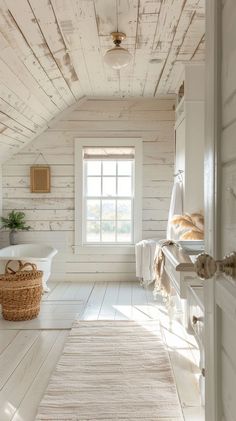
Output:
top-left (9, 231), bottom-right (17, 245)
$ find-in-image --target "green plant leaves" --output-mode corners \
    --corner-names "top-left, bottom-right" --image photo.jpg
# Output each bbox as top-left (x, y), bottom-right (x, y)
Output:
top-left (0, 210), bottom-right (31, 231)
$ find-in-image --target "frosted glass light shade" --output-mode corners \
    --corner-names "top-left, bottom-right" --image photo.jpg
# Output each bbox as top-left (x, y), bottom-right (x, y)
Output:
top-left (104, 46), bottom-right (132, 69)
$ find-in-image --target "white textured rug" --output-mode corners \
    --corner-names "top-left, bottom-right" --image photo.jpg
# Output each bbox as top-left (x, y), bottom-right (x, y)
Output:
top-left (36, 320), bottom-right (183, 420)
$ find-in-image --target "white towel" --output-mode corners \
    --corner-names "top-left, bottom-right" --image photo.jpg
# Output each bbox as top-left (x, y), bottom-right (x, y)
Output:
top-left (135, 239), bottom-right (158, 285)
top-left (167, 181), bottom-right (183, 240)
top-left (135, 242), bottom-right (143, 278)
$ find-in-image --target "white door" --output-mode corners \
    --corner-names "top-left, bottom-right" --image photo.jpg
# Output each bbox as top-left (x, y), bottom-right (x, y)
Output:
top-left (203, 0), bottom-right (236, 420)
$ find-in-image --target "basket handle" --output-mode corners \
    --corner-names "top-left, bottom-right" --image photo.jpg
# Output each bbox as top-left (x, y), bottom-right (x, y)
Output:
top-left (20, 262), bottom-right (38, 272)
top-left (5, 260), bottom-right (38, 274)
top-left (5, 260), bottom-right (23, 274)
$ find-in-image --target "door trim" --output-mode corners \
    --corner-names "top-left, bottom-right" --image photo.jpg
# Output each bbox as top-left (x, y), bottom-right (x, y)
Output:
top-left (204, 0), bottom-right (222, 419)
top-left (205, 0), bottom-right (221, 258)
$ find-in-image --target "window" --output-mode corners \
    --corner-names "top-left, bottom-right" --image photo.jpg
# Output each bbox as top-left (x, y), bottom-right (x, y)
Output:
top-left (84, 158), bottom-right (133, 244)
top-left (75, 139), bottom-right (142, 250)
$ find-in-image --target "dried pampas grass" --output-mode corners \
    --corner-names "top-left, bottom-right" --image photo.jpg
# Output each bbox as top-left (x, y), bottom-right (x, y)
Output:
top-left (171, 212), bottom-right (204, 240)
top-left (181, 230), bottom-right (204, 240)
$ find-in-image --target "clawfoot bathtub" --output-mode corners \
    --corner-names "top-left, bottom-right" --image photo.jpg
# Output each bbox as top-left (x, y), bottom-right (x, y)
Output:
top-left (0, 244), bottom-right (58, 292)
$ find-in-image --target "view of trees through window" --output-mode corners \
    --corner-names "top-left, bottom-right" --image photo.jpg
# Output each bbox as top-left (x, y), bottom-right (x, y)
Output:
top-left (84, 160), bottom-right (133, 243)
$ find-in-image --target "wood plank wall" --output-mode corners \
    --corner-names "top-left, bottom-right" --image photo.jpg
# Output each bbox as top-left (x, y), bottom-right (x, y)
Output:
top-left (1, 98), bottom-right (175, 281)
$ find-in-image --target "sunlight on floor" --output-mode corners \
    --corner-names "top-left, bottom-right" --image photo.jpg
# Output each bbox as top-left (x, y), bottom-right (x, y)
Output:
top-left (113, 301), bottom-right (202, 390)
top-left (114, 304), bottom-right (155, 320)
top-left (0, 282), bottom-right (204, 421)
top-left (3, 402), bottom-right (17, 419)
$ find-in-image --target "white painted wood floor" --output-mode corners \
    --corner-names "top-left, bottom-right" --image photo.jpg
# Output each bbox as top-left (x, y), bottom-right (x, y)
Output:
top-left (0, 281), bottom-right (204, 421)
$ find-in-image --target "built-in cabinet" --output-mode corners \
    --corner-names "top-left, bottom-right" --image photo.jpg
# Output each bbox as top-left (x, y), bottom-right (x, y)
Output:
top-left (163, 244), bottom-right (205, 406)
top-left (187, 285), bottom-right (205, 405)
top-left (165, 66), bottom-right (206, 407)
top-left (175, 64), bottom-right (205, 213)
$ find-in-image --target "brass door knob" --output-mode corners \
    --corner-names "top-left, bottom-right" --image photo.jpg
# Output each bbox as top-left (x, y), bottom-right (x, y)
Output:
top-left (194, 252), bottom-right (236, 280)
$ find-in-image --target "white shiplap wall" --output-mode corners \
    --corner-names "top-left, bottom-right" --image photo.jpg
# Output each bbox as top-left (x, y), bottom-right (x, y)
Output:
top-left (1, 98), bottom-right (175, 281)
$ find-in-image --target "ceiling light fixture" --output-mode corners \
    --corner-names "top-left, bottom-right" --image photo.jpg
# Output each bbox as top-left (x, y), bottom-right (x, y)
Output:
top-left (104, 32), bottom-right (132, 70)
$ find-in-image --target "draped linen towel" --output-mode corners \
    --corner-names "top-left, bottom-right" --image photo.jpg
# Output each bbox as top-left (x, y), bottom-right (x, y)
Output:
top-left (153, 240), bottom-right (176, 299)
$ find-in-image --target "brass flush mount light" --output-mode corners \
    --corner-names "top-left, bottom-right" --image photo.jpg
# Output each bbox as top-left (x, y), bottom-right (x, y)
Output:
top-left (104, 32), bottom-right (132, 70)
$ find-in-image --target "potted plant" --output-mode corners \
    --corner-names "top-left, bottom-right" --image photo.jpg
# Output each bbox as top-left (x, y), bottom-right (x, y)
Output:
top-left (0, 210), bottom-right (31, 245)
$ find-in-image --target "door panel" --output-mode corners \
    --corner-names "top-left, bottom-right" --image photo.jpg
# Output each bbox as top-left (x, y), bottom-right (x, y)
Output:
top-left (221, 163), bottom-right (236, 254)
top-left (204, 0), bottom-right (236, 419)
top-left (221, 310), bottom-right (236, 366)
top-left (220, 307), bottom-right (236, 421)
top-left (216, 0), bottom-right (236, 414)
top-left (221, 0), bottom-right (236, 134)
top-left (221, 0), bottom-right (236, 256)
top-left (221, 348), bottom-right (236, 421)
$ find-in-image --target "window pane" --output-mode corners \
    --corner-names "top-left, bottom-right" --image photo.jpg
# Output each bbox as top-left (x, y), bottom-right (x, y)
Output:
top-left (102, 200), bottom-right (116, 220)
top-left (103, 161), bottom-right (116, 175)
top-left (101, 221), bottom-right (115, 242)
top-left (87, 221), bottom-right (100, 242)
top-left (117, 221), bottom-right (132, 242)
top-left (117, 177), bottom-right (132, 196)
top-left (102, 177), bottom-right (116, 196)
top-left (87, 161), bottom-right (101, 176)
top-left (87, 177), bottom-right (101, 196)
top-left (118, 161), bottom-right (132, 176)
top-left (87, 200), bottom-right (100, 220)
top-left (117, 200), bottom-right (131, 220)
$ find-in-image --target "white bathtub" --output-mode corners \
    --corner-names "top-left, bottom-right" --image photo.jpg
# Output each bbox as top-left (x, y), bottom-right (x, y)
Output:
top-left (0, 244), bottom-right (58, 292)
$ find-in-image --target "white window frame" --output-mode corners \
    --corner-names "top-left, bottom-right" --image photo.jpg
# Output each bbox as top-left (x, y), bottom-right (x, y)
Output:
top-left (74, 138), bottom-right (142, 253)
top-left (84, 160), bottom-right (134, 245)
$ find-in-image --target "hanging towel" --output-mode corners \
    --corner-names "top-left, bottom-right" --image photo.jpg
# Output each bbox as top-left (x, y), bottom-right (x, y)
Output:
top-left (142, 240), bottom-right (157, 284)
top-left (153, 240), bottom-right (176, 300)
top-left (135, 241), bottom-right (143, 279)
top-left (167, 181), bottom-right (183, 240)
top-left (135, 239), bottom-right (159, 286)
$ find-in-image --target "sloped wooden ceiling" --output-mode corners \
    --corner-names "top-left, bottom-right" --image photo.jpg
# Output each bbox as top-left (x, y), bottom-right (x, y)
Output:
top-left (0, 0), bottom-right (205, 162)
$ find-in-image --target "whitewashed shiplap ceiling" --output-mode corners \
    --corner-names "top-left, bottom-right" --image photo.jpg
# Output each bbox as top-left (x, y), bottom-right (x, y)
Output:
top-left (0, 0), bottom-right (205, 162)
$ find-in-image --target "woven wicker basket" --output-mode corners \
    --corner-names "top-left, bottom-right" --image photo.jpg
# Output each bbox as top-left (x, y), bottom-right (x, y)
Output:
top-left (0, 260), bottom-right (43, 321)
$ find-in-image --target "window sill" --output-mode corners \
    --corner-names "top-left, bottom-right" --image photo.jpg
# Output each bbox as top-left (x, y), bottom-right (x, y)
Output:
top-left (73, 244), bottom-right (135, 255)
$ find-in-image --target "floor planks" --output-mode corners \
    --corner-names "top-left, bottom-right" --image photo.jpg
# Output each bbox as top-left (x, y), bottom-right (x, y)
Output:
top-left (0, 281), bottom-right (204, 421)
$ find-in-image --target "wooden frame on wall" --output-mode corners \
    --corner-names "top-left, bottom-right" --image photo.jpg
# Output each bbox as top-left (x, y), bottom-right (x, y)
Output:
top-left (30, 165), bottom-right (51, 193)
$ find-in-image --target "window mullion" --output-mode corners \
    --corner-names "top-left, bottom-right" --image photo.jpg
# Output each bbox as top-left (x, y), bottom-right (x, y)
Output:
top-left (84, 161), bottom-right (87, 244)
top-left (132, 160), bottom-right (135, 243)
top-left (100, 161), bottom-right (103, 243)
top-left (116, 161), bottom-right (118, 242)
top-left (131, 197), bottom-right (134, 243)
